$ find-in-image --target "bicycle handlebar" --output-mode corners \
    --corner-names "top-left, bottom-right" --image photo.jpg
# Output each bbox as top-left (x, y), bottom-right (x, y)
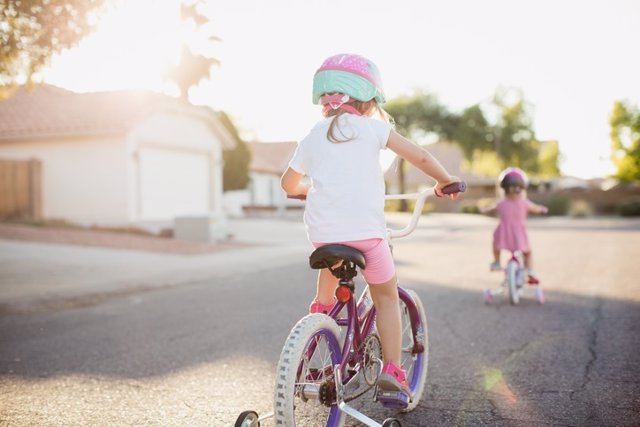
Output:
top-left (287, 181), bottom-right (466, 239)
top-left (385, 182), bottom-right (466, 239)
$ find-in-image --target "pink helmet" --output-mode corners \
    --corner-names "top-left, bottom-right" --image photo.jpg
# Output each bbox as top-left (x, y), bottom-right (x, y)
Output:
top-left (312, 53), bottom-right (386, 104)
top-left (499, 167), bottom-right (528, 191)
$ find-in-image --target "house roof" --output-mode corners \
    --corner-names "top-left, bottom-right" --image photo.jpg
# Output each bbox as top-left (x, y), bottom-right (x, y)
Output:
top-left (0, 84), bottom-right (235, 149)
top-left (250, 141), bottom-right (298, 175)
top-left (384, 141), bottom-right (493, 187)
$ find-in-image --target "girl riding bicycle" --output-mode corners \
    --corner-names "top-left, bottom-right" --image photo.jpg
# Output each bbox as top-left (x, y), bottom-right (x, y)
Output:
top-left (482, 167), bottom-right (548, 283)
top-left (280, 53), bottom-right (459, 401)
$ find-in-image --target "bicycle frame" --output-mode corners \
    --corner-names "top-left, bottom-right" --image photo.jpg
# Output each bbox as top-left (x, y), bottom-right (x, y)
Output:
top-left (325, 187), bottom-right (440, 386)
top-left (326, 286), bottom-right (422, 389)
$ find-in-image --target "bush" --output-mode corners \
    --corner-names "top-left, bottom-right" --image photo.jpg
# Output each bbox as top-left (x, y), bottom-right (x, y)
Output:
top-left (461, 204), bottom-right (480, 214)
top-left (569, 200), bottom-right (593, 218)
top-left (547, 195), bottom-right (570, 216)
top-left (618, 197), bottom-right (640, 217)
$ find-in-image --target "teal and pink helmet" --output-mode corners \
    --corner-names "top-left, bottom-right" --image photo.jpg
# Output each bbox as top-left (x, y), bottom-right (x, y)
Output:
top-left (312, 53), bottom-right (386, 106)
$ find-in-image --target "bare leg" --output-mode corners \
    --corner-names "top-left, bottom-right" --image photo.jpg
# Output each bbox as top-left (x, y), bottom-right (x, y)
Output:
top-left (523, 251), bottom-right (533, 270)
top-left (315, 269), bottom-right (338, 305)
top-left (368, 276), bottom-right (402, 366)
top-left (493, 246), bottom-right (501, 264)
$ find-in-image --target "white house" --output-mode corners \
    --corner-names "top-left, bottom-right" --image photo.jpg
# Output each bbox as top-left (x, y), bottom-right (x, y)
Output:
top-left (249, 141), bottom-right (299, 208)
top-left (0, 85), bottom-right (235, 229)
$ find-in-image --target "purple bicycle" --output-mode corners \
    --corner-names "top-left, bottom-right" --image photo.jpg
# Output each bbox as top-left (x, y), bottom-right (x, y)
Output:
top-left (235, 182), bottom-right (465, 427)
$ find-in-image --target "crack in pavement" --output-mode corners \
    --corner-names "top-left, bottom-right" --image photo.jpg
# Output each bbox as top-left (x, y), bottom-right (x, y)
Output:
top-left (569, 297), bottom-right (604, 425)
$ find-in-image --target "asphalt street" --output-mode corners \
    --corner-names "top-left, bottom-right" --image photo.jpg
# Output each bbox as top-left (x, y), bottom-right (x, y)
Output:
top-left (0, 214), bottom-right (639, 426)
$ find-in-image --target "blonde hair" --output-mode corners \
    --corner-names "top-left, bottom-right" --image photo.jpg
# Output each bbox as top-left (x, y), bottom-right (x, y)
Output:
top-left (323, 99), bottom-right (393, 143)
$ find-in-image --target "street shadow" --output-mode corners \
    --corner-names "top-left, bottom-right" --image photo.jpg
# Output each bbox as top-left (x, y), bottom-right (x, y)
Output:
top-left (0, 263), bottom-right (638, 426)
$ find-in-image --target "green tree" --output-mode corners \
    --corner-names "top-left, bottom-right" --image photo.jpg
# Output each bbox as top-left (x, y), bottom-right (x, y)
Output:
top-left (453, 104), bottom-right (492, 159)
top-left (218, 111), bottom-right (251, 191)
top-left (0, 0), bottom-right (106, 92)
top-left (385, 91), bottom-right (454, 210)
top-left (537, 140), bottom-right (561, 178)
top-left (163, 1), bottom-right (219, 100)
top-left (454, 87), bottom-right (560, 179)
top-left (610, 100), bottom-right (640, 182)
top-left (488, 87), bottom-right (539, 172)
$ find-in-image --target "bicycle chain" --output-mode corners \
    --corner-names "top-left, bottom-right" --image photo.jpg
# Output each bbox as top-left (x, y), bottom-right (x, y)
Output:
top-left (342, 333), bottom-right (383, 403)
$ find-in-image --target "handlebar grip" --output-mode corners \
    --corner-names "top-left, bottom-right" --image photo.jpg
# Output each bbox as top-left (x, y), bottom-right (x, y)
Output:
top-left (441, 181), bottom-right (466, 195)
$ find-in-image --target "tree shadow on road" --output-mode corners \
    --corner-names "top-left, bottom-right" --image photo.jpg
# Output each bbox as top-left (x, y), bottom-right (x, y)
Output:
top-left (1, 265), bottom-right (638, 426)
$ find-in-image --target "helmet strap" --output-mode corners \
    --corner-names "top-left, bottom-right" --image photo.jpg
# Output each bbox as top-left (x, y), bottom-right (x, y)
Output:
top-left (320, 94), bottom-right (363, 116)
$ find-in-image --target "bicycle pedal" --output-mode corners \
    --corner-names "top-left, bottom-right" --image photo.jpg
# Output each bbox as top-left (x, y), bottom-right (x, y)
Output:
top-left (377, 390), bottom-right (410, 409)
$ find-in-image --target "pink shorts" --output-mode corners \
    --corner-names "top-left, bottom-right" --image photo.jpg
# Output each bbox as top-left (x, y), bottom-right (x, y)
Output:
top-left (312, 238), bottom-right (396, 284)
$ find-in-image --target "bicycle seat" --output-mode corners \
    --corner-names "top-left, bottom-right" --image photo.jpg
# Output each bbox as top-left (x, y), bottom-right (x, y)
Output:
top-left (309, 244), bottom-right (366, 270)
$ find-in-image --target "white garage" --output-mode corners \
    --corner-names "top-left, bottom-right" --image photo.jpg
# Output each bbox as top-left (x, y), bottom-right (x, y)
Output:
top-left (0, 85), bottom-right (236, 228)
top-left (138, 147), bottom-right (211, 220)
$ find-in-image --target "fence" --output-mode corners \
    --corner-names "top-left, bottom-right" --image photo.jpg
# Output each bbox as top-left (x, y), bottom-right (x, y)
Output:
top-left (0, 159), bottom-right (42, 220)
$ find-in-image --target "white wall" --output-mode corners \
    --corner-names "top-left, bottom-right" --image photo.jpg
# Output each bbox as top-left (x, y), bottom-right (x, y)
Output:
top-left (127, 111), bottom-right (225, 221)
top-left (249, 172), bottom-right (302, 208)
top-left (0, 137), bottom-right (129, 223)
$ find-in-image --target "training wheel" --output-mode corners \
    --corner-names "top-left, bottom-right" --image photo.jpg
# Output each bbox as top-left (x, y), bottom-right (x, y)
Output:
top-left (536, 288), bottom-right (545, 305)
top-left (483, 289), bottom-right (493, 305)
top-left (234, 410), bottom-right (260, 427)
top-left (382, 418), bottom-right (402, 427)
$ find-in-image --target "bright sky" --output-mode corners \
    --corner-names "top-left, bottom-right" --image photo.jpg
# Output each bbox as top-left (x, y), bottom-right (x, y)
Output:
top-left (44, 0), bottom-right (640, 179)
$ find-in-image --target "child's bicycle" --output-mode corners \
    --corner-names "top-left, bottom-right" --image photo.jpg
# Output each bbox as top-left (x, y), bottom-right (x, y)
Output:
top-left (234, 182), bottom-right (466, 427)
top-left (483, 250), bottom-right (545, 305)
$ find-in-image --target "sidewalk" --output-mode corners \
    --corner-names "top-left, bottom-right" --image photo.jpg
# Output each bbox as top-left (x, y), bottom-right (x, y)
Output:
top-left (0, 215), bottom-right (310, 312)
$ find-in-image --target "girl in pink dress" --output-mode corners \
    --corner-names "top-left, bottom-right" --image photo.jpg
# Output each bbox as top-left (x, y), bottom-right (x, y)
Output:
top-left (483, 168), bottom-right (548, 283)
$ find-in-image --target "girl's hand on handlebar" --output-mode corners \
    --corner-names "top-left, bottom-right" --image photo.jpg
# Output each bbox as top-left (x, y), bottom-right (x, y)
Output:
top-left (435, 177), bottom-right (465, 199)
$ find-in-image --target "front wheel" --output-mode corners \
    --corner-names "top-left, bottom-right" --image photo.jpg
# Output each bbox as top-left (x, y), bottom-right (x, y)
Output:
top-left (399, 289), bottom-right (429, 412)
top-left (382, 418), bottom-right (402, 427)
top-left (234, 410), bottom-right (259, 427)
top-left (506, 262), bottom-right (520, 305)
top-left (273, 314), bottom-right (345, 427)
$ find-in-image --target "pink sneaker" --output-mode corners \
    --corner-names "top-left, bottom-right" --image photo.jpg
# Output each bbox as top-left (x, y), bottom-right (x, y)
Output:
top-left (377, 360), bottom-right (411, 396)
top-left (309, 298), bottom-right (337, 314)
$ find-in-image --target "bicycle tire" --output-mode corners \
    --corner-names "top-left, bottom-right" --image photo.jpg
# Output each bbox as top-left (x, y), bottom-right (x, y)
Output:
top-left (399, 289), bottom-right (429, 412)
top-left (506, 261), bottom-right (519, 305)
top-left (274, 314), bottom-right (345, 427)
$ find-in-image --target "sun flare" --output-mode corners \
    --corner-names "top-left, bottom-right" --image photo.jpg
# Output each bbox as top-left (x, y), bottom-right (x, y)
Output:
top-left (44, 0), bottom-right (186, 93)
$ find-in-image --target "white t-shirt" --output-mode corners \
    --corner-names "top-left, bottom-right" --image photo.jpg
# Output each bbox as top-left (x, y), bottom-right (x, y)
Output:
top-left (288, 114), bottom-right (392, 243)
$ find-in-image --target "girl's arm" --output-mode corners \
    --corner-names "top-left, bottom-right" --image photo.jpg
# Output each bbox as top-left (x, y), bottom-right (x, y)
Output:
top-left (386, 129), bottom-right (460, 198)
top-left (280, 167), bottom-right (309, 196)
top-left (528, 201), bottom-right (549, 215)
top-left (480, 204), bottom-right (497, 215)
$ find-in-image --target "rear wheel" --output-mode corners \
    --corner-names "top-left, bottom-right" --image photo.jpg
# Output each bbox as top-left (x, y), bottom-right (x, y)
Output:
top-left (399, 289), bottom-right (428, 412)
top-left (506, 262), bottom-right (519, 305)
top-left (382, 418), bottom-right (402, 427)
top-left (274, 314), bottom-right (345, 427)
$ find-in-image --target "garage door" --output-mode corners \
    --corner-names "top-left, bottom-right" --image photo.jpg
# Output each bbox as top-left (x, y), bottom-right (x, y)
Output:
top-left (139, 148), bottom-right (210, 220)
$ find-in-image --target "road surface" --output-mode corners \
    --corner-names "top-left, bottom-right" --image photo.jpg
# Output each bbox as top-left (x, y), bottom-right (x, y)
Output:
top-left (1, 215), bottom-right (639, 426)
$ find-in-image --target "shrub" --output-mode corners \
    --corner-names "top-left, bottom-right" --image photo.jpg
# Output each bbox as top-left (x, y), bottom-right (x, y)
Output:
top-left (547, 194), bottom-right (570, 216)
top-left (461, 204), bottom-right (480, 214)
top-left (618, 197), bottom-right (640, 217)
top-left (569, 200), bottom-right (593, 218)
